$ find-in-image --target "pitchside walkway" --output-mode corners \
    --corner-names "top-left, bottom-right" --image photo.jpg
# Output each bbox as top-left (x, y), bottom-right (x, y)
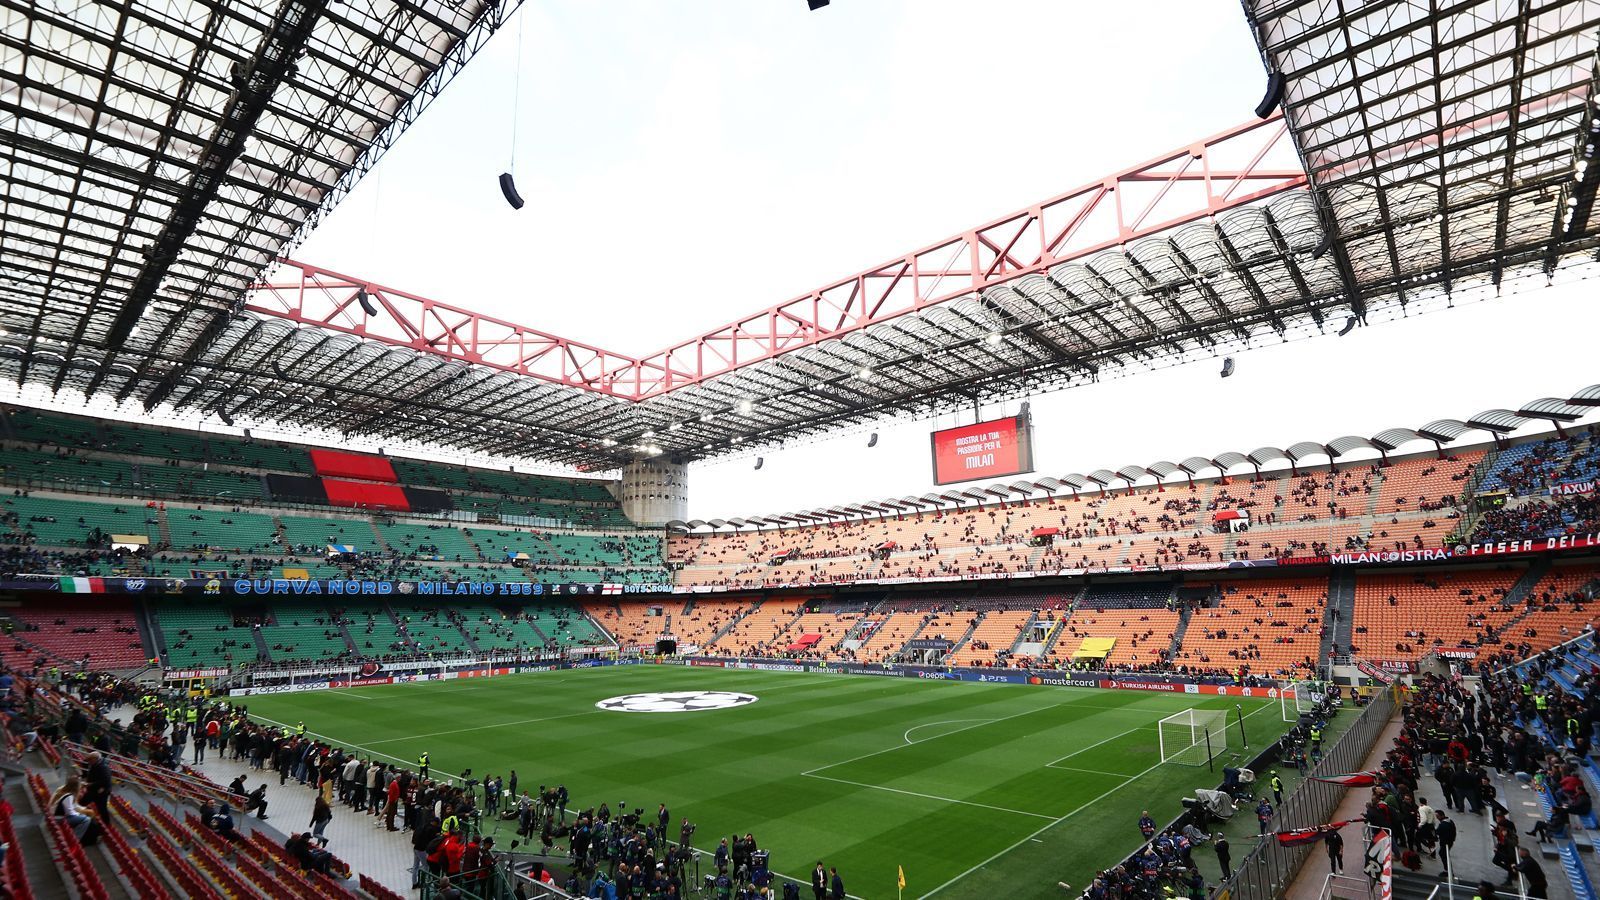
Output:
top-left (1280, 716), bottom-right (1578, 900)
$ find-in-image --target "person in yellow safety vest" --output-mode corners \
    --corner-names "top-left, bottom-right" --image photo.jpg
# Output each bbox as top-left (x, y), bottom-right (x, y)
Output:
top-left (419, 751), bottom-right (430, 779)
top-left (1269, 771), bottom-right (1284, 804)
top-left (185, 707), bottom-right (198, 727)
top-left (1309, 725), bottom-right (1323, 748)
top-left (1568, 716), bottom-right (1583, 739)
top-left (1522, 682), bottom-right (1534, 697)
top-left (1535, 694), bottom-right (1549, 712)
top-left (442, 812), bottom-right (460, 835)
top-left (295, 721), bottom-right (306, 737)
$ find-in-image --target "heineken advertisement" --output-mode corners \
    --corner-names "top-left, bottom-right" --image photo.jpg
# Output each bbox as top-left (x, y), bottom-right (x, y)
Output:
top-left (2, 577), bottom-right (673, 597)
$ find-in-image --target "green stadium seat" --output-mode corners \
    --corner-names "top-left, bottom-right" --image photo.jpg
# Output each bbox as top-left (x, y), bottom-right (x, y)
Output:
top-left (154, 603), bottom-right (257, 669)
top-left (256, 599), bottom-right (353, 663)
top-left (0, 495), bottom-right (160, 548)
top-left (166, 508), bottom-right (279, 553)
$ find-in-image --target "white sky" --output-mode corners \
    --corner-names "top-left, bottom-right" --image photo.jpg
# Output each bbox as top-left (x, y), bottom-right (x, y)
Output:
top-left (282, 0), bottom-right (1600, 520)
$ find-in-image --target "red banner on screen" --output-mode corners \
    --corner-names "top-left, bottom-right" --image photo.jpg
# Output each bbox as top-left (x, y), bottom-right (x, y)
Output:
top-left (929, 416), bottom-right (1034, 485)
top-left (310, 449), bottom-right (398, 483)
top-left (323, 478), bottom-right (411, 511)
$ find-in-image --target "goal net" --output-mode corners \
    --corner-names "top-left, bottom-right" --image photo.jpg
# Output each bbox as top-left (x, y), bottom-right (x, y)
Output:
top-left (1281, 680), bottom-right (1329, 722)
top-left (1158, 708), bottom-right (1230, 766)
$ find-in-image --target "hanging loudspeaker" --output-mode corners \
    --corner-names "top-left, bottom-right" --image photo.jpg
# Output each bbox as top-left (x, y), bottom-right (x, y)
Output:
top-left (216, 406), bottom-right (234, 426)
top-left (867, 432), bottom-right (878, 448)
top-left (1255, 72), bottom-right (1286, 118)
top-left (754, 457), bottom-right (764, 470)
top-left (499, 172), bottom-right (525, 210)
top-left (1337, 317), bottom-right (1358, 336)
top-left (1311, 232), bottom-right (1333, 259)
top-left (1220, 357), bottom-right (1235, 378)
top-left (356, 289), bottom-right (378, 317)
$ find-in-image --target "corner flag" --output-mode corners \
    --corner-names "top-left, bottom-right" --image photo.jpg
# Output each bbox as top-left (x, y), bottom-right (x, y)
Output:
top-left (898, 865), bottom-right (906, 891)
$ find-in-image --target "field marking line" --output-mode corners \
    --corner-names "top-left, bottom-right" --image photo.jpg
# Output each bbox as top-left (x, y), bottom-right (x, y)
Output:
top-left (1046, 764), bottom-right (1138, 778)
top-left (323, 691), bottom-right (374, 701)
top-left (802, 703), bottom-right (1052, 777)
top-left (918, 698), bottom-right (1282, 900)
top-left (903, 719), bottom-right (995, 745)
top-left (801, 773), bottom-right (1059, 820)
top-left (361, 709), bottom-right (604, 745)
top-left (1044, 722), bottom-right (1156, 768)
top-left (917, 755), bottom-right (1166, 899)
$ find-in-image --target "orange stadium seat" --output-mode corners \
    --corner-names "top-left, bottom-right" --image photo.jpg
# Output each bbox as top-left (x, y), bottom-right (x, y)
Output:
top-left (1350, 567), bottom-right (1526, 660)
top-left (1176, 578), bottom-right (1327, 678)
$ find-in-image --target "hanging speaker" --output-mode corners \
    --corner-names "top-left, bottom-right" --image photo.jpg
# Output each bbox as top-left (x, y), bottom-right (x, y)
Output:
top-left (216, 406), bottom-right (234, 426)
top-left (807, 0), bottom-right (829, 8)
top-left (867, 432), bottom-right (878, 448)
top-left (270, 360), bottom-right (286, 378)
top-left (1255, 72), bottom-right (1286, 119)
top-left (499, 172), bottom-right (525, 210)
top-left (1337, 317), bottom-right (1358, 336)
top-left (1311, 232), bottom-right (1333, 259)
top-left (1220, 357), bottom-right (1235, 378)
top-left (754, 456), bottom-right (764, 470)
top-left (356, 289), bottom-right (378, 317)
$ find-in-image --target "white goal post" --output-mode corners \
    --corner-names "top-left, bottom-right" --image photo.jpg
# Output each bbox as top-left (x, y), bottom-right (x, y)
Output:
top-left (1157, 708), bottom-right (1231, 767)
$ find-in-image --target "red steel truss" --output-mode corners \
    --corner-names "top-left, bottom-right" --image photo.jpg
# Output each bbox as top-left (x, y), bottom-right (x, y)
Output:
top-left (247, 114), bottom-right (1306, 400)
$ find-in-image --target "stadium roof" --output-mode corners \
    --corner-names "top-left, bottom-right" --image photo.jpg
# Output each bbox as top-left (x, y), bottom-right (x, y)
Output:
top-left (0, 0), bottom-right (523, 424)
top-left (665, 383), bottom-right (1600, 532)
top-left (3, 1), bottom-right (1598, 472)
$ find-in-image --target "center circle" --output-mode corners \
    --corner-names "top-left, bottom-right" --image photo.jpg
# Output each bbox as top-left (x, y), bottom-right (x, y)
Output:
top-left (595, 690), bottom-right (759, 713)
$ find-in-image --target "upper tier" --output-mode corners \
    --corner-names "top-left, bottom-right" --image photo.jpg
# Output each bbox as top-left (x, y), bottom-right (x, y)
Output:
top-left (2, 405), bottom-right (629, 528)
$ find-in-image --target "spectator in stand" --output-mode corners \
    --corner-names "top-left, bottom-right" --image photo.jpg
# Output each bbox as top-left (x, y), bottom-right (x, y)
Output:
top-left (209, 802), bottom-right (243, 843)
top-left (80, 749), bottom-right (111, 821)
top-left (48, 775), bottom-right (96, 843)
top-left (311, 791), bottom-right (333, 845)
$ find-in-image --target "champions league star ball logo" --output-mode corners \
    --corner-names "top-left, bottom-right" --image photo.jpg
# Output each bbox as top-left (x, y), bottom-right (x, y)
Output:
top-left (595, 691), bottom-right (759, 713)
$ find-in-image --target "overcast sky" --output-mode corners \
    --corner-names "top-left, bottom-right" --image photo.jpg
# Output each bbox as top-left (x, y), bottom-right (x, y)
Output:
top-left (263, 0), bottom-right (1600, 519)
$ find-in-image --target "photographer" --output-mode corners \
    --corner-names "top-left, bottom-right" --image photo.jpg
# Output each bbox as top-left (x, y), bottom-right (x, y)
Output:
top-left (679, 817), bottom-right (696, 851)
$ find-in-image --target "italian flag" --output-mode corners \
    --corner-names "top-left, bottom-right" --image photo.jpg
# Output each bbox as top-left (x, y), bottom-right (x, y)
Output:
top-left (58, 577), bottom-right (107, 594)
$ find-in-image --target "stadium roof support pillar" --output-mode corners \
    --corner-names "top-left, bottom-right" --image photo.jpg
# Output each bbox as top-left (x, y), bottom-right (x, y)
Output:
top-left (621, 458), bottom-right (688, 527)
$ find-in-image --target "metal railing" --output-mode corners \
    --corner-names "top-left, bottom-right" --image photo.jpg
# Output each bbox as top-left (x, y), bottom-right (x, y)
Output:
top-left (1216, 685), bottom-right (1398, 900)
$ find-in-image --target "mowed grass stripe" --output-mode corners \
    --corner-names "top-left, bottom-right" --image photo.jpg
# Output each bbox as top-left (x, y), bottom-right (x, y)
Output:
top-left (242, 667), bottom-right (1286, 900)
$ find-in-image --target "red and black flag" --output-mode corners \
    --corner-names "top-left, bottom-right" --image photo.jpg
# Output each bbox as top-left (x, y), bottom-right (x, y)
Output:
top-left (1310, 771), bottom-right (1381, 787)
top-left (1274, 819), bottom-right (1362, 847)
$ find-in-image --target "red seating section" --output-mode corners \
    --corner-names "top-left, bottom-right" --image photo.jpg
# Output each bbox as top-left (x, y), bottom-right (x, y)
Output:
top-left (0, 798), bottom-right (31, 900)
top-left (0, 597), bottom-right (147, 669)
top-left (309, 449), bottom-right (398, 482)
top-left (29, 773), bottom-right (109, 900)
top-left (322, 478), bottom-right (410, 511)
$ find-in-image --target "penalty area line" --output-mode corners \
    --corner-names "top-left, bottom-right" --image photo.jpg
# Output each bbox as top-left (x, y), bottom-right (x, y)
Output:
top-left (917, 755), bottom-right (1167, 900)
top-left (902, 719), bottom-right (995, 745)
top-left (919, 699), bottom-right (1284, 899)
top-left (802, 773), bottom-right (1057, 820)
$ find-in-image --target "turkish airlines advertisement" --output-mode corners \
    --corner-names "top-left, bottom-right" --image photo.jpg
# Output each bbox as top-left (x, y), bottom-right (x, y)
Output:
top-left (929, 415), bottom-right (1035, 486)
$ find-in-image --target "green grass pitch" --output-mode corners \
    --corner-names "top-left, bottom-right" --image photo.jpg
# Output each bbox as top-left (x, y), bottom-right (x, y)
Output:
top-left (241, 666), bottom-right (1288, 900)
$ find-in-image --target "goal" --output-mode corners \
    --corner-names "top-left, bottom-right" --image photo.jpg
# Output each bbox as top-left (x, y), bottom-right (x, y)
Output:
top-left (1280, 680), bottom-right (1329, 722)
top-left (1158, 708), bottom-right (1230, 766)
